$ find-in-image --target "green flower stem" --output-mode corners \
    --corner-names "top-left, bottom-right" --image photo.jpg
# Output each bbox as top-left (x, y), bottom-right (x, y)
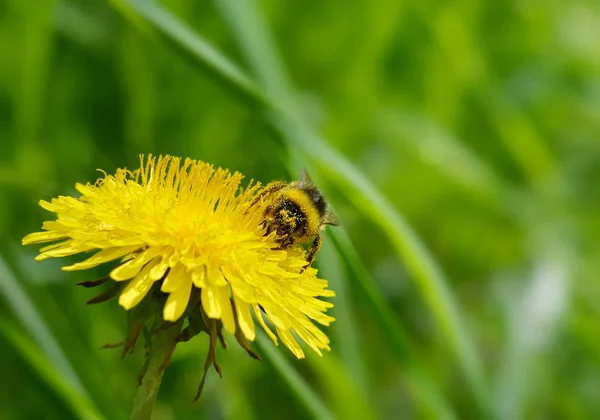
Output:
top-left (130, 321), bottom-right (182, 420)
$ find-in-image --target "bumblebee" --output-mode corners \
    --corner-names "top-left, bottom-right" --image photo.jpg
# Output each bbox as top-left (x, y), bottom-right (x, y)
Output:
top-left (255, 169), bottom-right (340, 268)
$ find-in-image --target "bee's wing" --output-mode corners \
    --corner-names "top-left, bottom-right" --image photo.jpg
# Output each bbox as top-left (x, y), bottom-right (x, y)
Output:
top-left (323, 211), bottom-right (341, 226)
top-left (299, 168), bottom-right (314, 188)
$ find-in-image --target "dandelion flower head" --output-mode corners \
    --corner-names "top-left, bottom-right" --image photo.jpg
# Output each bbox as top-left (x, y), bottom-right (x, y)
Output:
top-left (22, 155), bottom-right (335, 358)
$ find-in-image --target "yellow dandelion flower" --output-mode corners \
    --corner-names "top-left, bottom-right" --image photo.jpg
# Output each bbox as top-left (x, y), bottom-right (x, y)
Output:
top-left (22, 155), bottom-right (335, 359)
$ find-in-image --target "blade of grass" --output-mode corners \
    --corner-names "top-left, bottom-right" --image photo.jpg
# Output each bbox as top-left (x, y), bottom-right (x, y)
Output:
top-left (219, 362), bottom-right (256, 420)
top-left (0, 318), bottom-right (105, 420)
top-left (0, 255), bottom-right (104, 418)
top-left (480, 93), bottom-right (559, 186)
top-left (328, 229), bottom-right (414, 361)
top-left (494, 249), bottom-right (570, 418)
top-left (108, 0), bottom-right (489, 412)
top-left (414, 2), bottom-right (558, 185)
top-left (329, 229), bottom-right (455, 420)
top-left (317, 238), bottom-right (369, 396)
top-left (110, 0), bottom-right (267, 107)
top-left (14, 0), bottom-right (55, 147)
top-left (307, 353), bottom-right (379, 420)
top-left (378, 112), bottom-right (537, 226)
top-left (0, 255), bottom-right (85, 393)
top-left (118, 27), bottom-right (157, 153)
top-left (310, 238), bottom-right (379, 418)
top-left (255, 333), bottom-right (335, 420)
top-left (379, 112), bottom-right (504, 200)
top-left (4, 244), bottom-right (129, 419)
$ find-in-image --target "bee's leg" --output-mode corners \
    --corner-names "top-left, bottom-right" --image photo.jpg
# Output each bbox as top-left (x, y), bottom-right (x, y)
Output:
top-left (261, 210), bottom-right (274, 235)
top-left (250, 181), bottom-right (287, 207)
top-left (302, 234), bottom-right (322, 271)
top-left (281, 234), bottom-right (295, 248)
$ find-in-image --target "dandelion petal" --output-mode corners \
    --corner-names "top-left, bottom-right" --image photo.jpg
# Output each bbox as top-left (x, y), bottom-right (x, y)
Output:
top-left (161, 264), bottom-right (186, 293)
top-left (234, 295), bottom-right (255, 341)
top-left (63, 245), bottom-right (142, 271)
top-left (110, 246), bottom-right (165, 281)
top-left (163, 278), bottom-right (192, 321)
top-left (216, 286), bottom-right (236, 334)
top-left (277, 328), bottom-right (305, 359)
top-left (207, 264), bottom-right (227, 287)
top-left (36, 241), bottom-right (94, 261)
top-left (119, 260), bottom-right (159, 309)
top-left (252, 304), bottom-right (278, 345)
top-left (201, 285), bottom-right (221, 319)
top-left (191, 267), bottom-right (206, 288)
top-left (22, 231), bottom-right (67, 245)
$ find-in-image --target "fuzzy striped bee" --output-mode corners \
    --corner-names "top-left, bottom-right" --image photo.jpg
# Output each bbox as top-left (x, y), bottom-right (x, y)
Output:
top-left (254, 170), bottom-right (340, 268)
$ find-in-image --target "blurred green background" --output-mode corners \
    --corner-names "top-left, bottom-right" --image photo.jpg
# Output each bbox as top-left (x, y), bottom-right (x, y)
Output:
top-left (1, 0), bottom-right (599, 419)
